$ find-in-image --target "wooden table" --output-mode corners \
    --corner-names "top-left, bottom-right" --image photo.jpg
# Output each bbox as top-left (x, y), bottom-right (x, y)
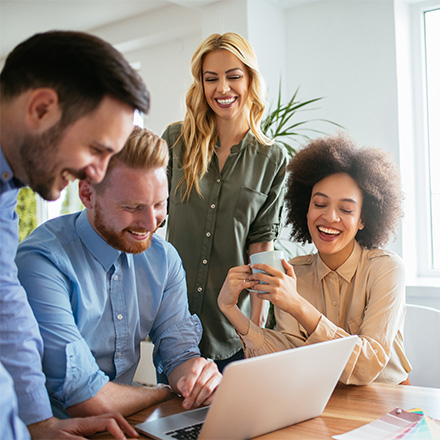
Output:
top-left (91, 383), bottom-right (440, 439)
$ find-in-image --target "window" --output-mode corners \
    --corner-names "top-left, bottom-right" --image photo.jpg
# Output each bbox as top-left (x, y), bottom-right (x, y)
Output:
top-left (399, 1), bottom-right (440, 283)
top-left (424, 7), bottom-right (440, 271)
top-left (412, 3), bottom-right (440, 278)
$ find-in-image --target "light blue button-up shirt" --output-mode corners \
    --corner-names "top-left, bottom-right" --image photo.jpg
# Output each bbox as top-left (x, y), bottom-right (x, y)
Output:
top-left (16, 210), bottom-right (202, 417)
top-left (0, 146), bottom-right (53, 427)
top-left (0, 362), bottom-right (30, 439)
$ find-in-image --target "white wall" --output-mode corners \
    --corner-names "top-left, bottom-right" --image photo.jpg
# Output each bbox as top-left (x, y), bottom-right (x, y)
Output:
top-left (284, 0), bottom-right (401, 187)
top-left (285, 1), bottom-right (399, 127)
top-left (89, 4), bottom-right (203, 134)
top-left (124, 35), bottom-right (200, 134)
top-left (200, 0), bottom-right (249, 37)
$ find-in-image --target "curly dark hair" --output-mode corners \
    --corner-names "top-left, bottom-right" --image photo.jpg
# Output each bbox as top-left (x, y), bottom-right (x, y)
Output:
top-left (285, 134), bottom-right (403, 249)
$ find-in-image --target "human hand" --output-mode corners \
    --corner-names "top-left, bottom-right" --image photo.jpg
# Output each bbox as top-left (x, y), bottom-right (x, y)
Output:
top-left (217, 265), bottom-right (257, 312)
top-left (174, 358), bottom-right (222, 410)
top-left (27, 414), bottom-right (138, 439)
top-left (249, 259), bottom-right (300, 315)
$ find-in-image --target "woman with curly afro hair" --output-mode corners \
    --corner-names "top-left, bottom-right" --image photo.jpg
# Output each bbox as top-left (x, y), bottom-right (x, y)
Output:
top-left (218, 134), bottom-right (411, 385)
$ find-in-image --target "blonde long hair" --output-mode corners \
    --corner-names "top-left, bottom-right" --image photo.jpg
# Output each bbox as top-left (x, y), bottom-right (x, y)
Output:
top-left (177, 32), bottom-right (272, 199)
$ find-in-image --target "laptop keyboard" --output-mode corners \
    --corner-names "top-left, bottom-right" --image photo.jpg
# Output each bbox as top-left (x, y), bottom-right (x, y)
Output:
top-left (166, 422), bottom-right (203, 439)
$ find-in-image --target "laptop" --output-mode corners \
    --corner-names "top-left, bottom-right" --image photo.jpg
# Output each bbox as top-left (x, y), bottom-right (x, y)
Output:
top-left (136, 335), bottom-right (357, 440)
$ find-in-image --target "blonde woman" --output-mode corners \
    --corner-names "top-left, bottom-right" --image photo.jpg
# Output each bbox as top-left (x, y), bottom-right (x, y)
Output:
top-left (163, 32), bottom-right (287, 370)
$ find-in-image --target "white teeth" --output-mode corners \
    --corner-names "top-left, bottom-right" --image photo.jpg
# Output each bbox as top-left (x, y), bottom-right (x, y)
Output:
top-left (62, 171), bottom-right (76, 182)
top-left (130, 231), bottom-right (147, 236)
top-left (216, 97), bottom-right (236, 105)
top-left (318, 226), bottom-right (340, 235)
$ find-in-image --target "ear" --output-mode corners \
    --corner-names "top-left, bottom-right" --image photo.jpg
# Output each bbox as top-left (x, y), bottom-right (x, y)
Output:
top-left (358, 218), bottom-right (365, 231)
top-left (78, 180), bottom-right (95, 209)
top-left (25, 88), bottom-right (62, 132)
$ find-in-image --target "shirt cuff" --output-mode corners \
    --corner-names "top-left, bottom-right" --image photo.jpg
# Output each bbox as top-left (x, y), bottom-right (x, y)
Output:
top-left (154, 315), bottom-right (202, 376)
top-left (19, 386), bottom-right (53, 426)
top-left (237, 320), bottom-right (266, 351)
top-left (305, 315), bottom-right (340, 345)
top-left (51, 338), bottom-right (109, 409)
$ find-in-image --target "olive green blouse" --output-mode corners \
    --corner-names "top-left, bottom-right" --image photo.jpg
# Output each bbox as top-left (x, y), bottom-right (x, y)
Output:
top-left (163, 122), bottom-right (287, 360)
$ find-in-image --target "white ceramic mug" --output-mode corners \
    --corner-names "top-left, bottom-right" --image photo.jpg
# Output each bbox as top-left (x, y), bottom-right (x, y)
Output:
top-left (249, 250), bottom-right (285, 292)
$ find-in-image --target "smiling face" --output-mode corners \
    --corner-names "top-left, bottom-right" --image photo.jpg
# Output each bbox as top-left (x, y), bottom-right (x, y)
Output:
top-left (202, 49), bottom-right (250, 126)
top-left (20, 95), bottom-right (134, 201)
top-left (307, 173), bottom-right (365, 270)
top-left (84, 163), bottom-right (168, 254)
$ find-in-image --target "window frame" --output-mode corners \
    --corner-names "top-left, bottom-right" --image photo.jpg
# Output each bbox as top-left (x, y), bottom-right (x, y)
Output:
top-left (411, 1), bottom-right (440, 278)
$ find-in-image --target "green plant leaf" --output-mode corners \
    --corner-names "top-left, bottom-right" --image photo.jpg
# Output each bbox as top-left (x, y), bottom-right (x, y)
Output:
top-left (262, 84), bottom-right (343, 157)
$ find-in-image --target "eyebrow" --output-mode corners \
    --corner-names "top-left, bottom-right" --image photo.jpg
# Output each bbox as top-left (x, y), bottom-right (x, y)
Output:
top-left (92, 142), bottom-right (116, 154)
top-left (203, 68), bottom-right (244, 76)
top-left (312, 192), bottom-right (358, 205)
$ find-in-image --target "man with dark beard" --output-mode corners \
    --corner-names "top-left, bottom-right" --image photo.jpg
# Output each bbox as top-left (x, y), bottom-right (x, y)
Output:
top-left (16, 127), bottom-right (221, 420)
top-left (0, 31), bottom-right (150, 439)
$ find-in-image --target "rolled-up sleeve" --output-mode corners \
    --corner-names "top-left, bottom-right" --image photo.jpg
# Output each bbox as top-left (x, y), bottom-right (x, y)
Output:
top-left (239, 321), bottom-right (305, 356)
top-left (55, 338), bottom-right (109, 408)
top-left (153, 315), bottom-right (202, 376)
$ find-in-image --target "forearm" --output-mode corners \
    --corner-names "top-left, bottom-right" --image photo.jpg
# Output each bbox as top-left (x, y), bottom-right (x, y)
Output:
top-left (249, 294), bottom-right (268, 327)
top-left (248, 241), bottom-right (273, 258)
top-left (289, 296), bottom-right (322, 336)
top-left (167, 359), bottom-right (195, 392)
top-left (67, 381), bottom-right (175, 418)
top-left (220, 304), bottom-right (251, 336)
top-left (27, 417), bottom-right (61, 439)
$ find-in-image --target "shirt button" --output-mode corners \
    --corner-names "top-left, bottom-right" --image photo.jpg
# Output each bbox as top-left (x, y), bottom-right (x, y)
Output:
top-left (117, 314), bottom-right (123, 320)
top-left (333, 301), bottom-right (337, 306)
top-left (216, 179), bottom-right (221, 183)
top-left (211, 204), bottom-right (216, 209)
top-left (206, 232), bottom-right (211, 237)
top-left (197, 287), bottom-right (203, 292)
top-left (2, 171), bottom-right (11, 180)
top-left (114, 275), bottom-right (119, 281)
top-left (117, 352), bottom-right (122, 358)
top-left (202, 259), bottom-right (208, 265)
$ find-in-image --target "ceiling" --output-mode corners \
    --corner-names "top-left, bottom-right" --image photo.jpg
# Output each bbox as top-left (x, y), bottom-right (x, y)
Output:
top-left (0, 0), bottom-right (359, 62)
top-left (0, 0), bottom-right (220, 61)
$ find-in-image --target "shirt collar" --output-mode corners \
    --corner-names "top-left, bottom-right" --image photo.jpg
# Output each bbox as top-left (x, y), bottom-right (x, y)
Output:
top-left (215, 129), bottom-right (255, 153)
top-left (75, 209), bottom-right (132, 272)
top-left (0, 146), bottom-right (24, 189)
top-left (316, 241), bottom-right (362, 283)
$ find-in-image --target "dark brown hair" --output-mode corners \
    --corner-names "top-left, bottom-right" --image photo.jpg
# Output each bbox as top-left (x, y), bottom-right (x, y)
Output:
top-left (285, 134), bottom-right (403, 249)
top-left (0, 30), bottom-right (150, 127)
